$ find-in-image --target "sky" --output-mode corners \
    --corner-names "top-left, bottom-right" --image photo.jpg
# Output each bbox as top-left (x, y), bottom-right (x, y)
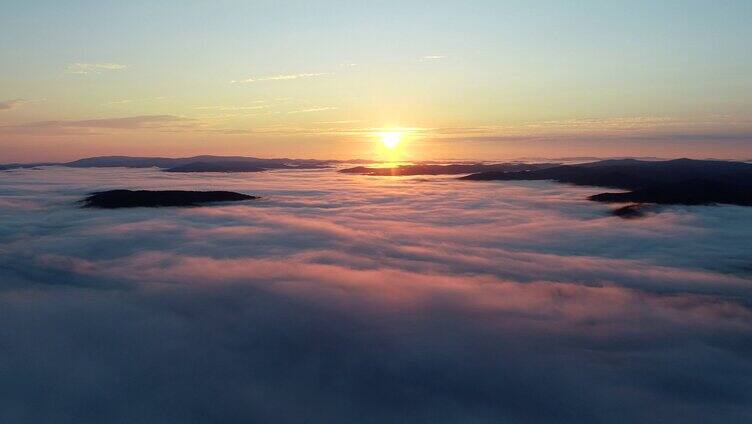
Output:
top-left (1, 0), bottom-right (752, 161)
top-left (1, 166), bottom-right (751, 422)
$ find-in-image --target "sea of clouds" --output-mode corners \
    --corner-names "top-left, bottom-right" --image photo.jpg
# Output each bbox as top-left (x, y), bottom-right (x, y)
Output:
top-left (0, 166), bottom-right (751, 423)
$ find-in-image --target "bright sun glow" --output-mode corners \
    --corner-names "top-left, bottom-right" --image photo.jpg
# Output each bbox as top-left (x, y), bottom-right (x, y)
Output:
top-left (379, 132), bottom-right (402, 149)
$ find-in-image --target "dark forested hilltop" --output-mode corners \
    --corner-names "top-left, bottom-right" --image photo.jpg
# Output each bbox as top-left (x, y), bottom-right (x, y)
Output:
top-left (81, 190), bottom-right (258, 208)
top-left (461, 159), bottom-right (752, 206)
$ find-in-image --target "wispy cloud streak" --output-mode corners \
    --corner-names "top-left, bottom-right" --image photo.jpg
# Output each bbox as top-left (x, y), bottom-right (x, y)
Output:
top-left (287, 107), bottom-right (338, 114)
top-left (0, 115), bottom-right (191, 135)
top-left (230, 72), bottom-right (329, 84)
top-left (67, 62), bottom-right (127, 74)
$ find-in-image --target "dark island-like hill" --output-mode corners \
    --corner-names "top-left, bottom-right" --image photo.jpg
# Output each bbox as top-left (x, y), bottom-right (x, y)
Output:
top-left (81, 190), bottom-right (258, 209)
top-left (461, 158), bottom-right (752, 209)
top-left (340, 162), bottom-right (557, 176)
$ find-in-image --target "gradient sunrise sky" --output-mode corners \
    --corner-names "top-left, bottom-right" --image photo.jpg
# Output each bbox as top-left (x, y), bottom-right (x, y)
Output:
top-left (2, 0), bottom-right (751, 162)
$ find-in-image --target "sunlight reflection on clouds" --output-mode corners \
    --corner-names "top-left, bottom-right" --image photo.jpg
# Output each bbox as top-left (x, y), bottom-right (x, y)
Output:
top-left (0, 166), bottom-right (751, 423)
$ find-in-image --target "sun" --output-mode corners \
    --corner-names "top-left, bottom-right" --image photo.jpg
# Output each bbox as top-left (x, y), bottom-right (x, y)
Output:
top-left (379, 132), bottom-right (402, 149)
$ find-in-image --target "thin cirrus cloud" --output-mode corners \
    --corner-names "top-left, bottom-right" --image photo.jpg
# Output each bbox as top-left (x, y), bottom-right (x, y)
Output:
top-left (67, 62), bottom-right (128, 75)
top-left (287, 107), bottom-right (338, 114)
top-left (0, 99), bottom-right (25, 111)
top-left (194, 105), bottom-right (267, 111)
top-left (230, 72), bottom-right (329, 84)
top-left (420, 55), bottom-right (446, 61)
top-left (101, 97), bottom-right (166, 106)
top-left (407, 116), bottom-right (752, 143)
top-left (0, 115), bottom-right (191, 135)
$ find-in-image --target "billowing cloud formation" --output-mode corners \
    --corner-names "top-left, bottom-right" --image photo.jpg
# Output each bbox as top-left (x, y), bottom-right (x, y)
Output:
top-left (67, 62), bottom-right (127, 74)
top-left (0, 166), bottom-right (751, 423)
top-left (0, 99), bottom-right (24, 111)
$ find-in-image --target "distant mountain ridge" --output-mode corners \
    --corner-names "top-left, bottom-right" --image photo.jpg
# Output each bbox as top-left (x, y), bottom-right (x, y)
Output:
top-left (2, 155), bottom-right (341, 173)
top-left (66, 155), bottom-right (337, 172)
top-left (340, 162), bottom-right (558, 176)
top-left (0, 162), bottom-right (59, 170)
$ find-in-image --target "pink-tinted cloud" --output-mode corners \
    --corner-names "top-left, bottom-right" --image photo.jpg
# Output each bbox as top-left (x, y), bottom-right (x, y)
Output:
top-left (0, 165), bottom-right (751, 422)
top-left (0, 99), bottom-right (24, 111)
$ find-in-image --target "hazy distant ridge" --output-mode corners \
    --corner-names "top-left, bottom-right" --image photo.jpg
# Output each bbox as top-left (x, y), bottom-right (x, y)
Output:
top-left (1, 155), bottom-right (343, 173)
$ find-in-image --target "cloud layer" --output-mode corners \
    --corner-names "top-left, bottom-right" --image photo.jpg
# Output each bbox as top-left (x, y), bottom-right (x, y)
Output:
top-left (0, 166), bottom-right (751, 423)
